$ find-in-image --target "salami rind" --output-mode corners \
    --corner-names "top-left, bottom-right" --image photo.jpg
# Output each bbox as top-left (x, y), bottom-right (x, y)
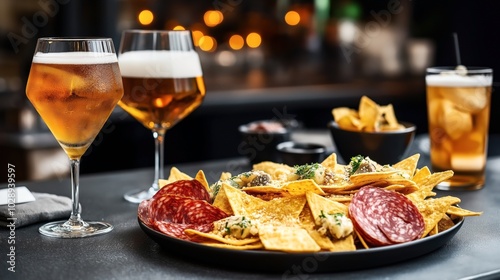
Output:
top-left (154, 221), bottom-right (213, 241)
top-left (154, 179), bottom-right (210, 202)
top-left (138, 199), bottom-right (152, 226)
top-left (349, 186), bottom-right (425, 246)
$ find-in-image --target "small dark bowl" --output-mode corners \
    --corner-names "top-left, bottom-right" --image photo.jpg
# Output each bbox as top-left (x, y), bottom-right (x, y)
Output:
top-left (238, 120), bottom-right (292, 164)
top-left (327, 121), bottom-right (416, 165)
top-left (276, 141), bottom-right (326, 166)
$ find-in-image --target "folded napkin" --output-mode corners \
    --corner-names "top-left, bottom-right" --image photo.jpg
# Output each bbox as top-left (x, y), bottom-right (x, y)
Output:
top-left (0, 192), bottom-right (72, 228)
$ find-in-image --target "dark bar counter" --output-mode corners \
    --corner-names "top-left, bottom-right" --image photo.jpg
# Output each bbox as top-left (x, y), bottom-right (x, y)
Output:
top-left (1, 134), bottom-right (500, 280)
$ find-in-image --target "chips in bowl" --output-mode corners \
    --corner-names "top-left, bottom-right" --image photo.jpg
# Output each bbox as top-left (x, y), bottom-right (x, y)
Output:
top-left (333, 96), bottom-right (405, 132)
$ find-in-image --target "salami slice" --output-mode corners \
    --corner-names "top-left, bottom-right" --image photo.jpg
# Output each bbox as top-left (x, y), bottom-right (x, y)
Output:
top-left (154, 221), bottom-right (213, 241)
top-left (154, 179), bottom-right (210, 202)
top-left (138, 199), bottom-right (153, 226)
top-left (141, 178), bottom-right (228, 241)
top-left (349, 186), bottom-right (425, 246)
top-left (149, 194), bottom-right (189, 223)
top-left (173, 199), bottom-right (229, 224)
top-left (149, 193), bottom-right (228, 224)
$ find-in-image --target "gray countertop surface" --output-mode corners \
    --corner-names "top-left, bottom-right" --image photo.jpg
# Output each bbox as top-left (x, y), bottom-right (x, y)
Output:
top-left (1, 134), bottom-right (499, 280)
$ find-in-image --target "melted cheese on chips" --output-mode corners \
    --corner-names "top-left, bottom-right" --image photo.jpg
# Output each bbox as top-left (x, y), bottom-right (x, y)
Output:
top-left (157, 153), bottom-right (482, 253)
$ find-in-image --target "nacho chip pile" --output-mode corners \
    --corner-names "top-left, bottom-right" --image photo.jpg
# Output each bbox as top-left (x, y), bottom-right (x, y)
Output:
top-left (333, 96), bottom-right (405, 132)
top-left (152, 153), bottom-right (482, 253)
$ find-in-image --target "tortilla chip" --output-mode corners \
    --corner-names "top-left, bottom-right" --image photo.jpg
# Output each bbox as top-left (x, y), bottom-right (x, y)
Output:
top-left (336, 115), bottom-right (364, 131)
top-left (412, 166), bottom-right (432, 185)
top-left (159, 167), bottom-right (193, 188)
top-left (428, 224), bottom-right (439, 236)
top-left (259, 226), bottom-right (321, 252)
top-left (355, 230), bottom-right (370, 249)
top-left (332, 107), bottom-right (358, 122)
top-left (252, 161), bottom-right (294, 181)
top-left (219, 172), bottom-right (232, 181)
top-left (325, 194), bottom-right (353, 203)
top-left (282, 180), bottom-right (325, 196)
top-left (437, 214), bottom-right (456, 233)
top-left (359, 96), bottom-right (381, 132)
top-left (380, 104), bottom-right (400, 130)
top-left (306, 229), bottom-right (336, 250)
top-left (184, 229), bottom-right (260, 245)
top-left (383, 184), bottom-right (417, 195)
top-left (412, 196), bottom-right (461, 237)
top-left (349, 170), bottom-right (399, 185)
top-left (306, 192), bottom-right (348, 222)
top-left (393, 154), bottom-right (420, 177)
top-left (242, 186), bottom-right (288, 196)
top-left (202, 242), bottom-right (264, 250)
top-left (330, 235), bottom-right (356, 252)
top-left (212, 185), bottom-right (234, 215)
top-left (321, 153), bottom-right (338, 171)
top-left (195, 170), bottom-right (210, 193)
top-left (447, 206), bottom-right (483, 217)
top-left (222, 184), bottom-right (264, 216)
top-left (223, 184), bottom-right (306, 227)
top-left (407, 170), bottom-right (454, 202)
top-left (299, 205), bottom-right (316, 230)
top-left (369, 178), bottom-right (419, 194)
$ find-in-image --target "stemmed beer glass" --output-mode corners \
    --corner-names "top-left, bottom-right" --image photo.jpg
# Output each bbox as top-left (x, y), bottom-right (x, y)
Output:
top-left (118, 30), bottom-right (206, 203)
top-left (25, 38), bottom-right (124, 238)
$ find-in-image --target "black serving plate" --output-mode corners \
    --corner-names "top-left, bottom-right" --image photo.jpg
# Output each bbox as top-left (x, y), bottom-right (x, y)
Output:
top-left (138, 216), bottom-right (464, 273)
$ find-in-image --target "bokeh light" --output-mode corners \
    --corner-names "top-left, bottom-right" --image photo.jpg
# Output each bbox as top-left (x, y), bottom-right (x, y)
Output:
top-left (138, 10), bottom-right (154, 26)
top-left (217, 51), bottom-right (237, 67)
top-left (229, 35), bottom-right (244, 50)
top-left (246, 32), bottom-right (262, 48)
top-left (203, 10), bottom-right (223, 27)
top-left (284, 11), bottom-right (300, 26)
top-left (192, 30), bottom-right (204, 47)
top-left (199, 35), bottom-right (217, 52)
top-left (173, 25), bottom-right (185, 30)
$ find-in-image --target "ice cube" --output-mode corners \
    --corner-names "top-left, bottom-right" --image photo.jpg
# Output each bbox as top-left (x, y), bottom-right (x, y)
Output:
top-left (440, 100), bottom-right (472, 140)
top-left (446, 87), bottom-right (488, 113)
top-left (451, 154), bottom-right (485, 171)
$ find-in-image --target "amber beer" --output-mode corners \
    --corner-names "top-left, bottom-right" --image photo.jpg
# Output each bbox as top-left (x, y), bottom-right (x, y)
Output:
top-left (26, 52), bottom-right (124, 159)
top-left (118, 50), bottom-right (205, 132)
top-left (426, 67), bottom-right (493, 190)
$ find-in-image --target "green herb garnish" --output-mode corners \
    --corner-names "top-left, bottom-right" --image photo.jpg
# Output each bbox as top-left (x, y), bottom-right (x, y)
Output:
top-left (319, 210), bottom-right (327, 219)
top-left (295, 163), bottom-right (320, 179)
top-left (241, 172), bottom-right (252, 178)
top-left (349, 155), bottom-right (365, 175)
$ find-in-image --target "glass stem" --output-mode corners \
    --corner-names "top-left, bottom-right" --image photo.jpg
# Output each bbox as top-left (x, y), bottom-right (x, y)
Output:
top-left (67, 158), bottom-right (85, 227)
top-left (152, 129), bottom-right (165, 192)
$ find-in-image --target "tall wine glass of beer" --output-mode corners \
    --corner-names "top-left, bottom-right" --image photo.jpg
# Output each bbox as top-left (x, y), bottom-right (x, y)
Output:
top-left (25, 38), bottom-right (124, 237)
top-left (118, 30), bottom-right (205, 203)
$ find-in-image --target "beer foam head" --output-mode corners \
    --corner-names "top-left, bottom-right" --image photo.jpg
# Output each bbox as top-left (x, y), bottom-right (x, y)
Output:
top-left (426, 73), bottom-right (492, 87)
top-left (32, 52), bottom-right (118, 64)
top-left (118, 50), bottom-right (203, 78)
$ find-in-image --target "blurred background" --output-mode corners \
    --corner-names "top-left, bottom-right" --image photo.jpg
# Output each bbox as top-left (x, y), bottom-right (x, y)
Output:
top-left (1, 0), bottom-right (499, 182)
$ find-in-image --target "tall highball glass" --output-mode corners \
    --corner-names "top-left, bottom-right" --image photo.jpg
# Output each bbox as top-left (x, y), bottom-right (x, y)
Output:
top-left (118, 30), bottom-right (206, 203)
top-left (25, 38), bottom-right (124, 238)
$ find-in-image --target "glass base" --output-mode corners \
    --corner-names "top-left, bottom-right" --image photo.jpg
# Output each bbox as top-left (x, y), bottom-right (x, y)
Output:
top-left (435, 175), bottom-right (485, 191)
top-left (39, 220), bottom-right (113, 238)
top-left (124, 187), bottom-right (157, 203)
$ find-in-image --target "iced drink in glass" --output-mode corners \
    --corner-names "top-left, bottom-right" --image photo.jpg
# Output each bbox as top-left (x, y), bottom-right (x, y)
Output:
top-left (426, 66), bottom-right (493, 190)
